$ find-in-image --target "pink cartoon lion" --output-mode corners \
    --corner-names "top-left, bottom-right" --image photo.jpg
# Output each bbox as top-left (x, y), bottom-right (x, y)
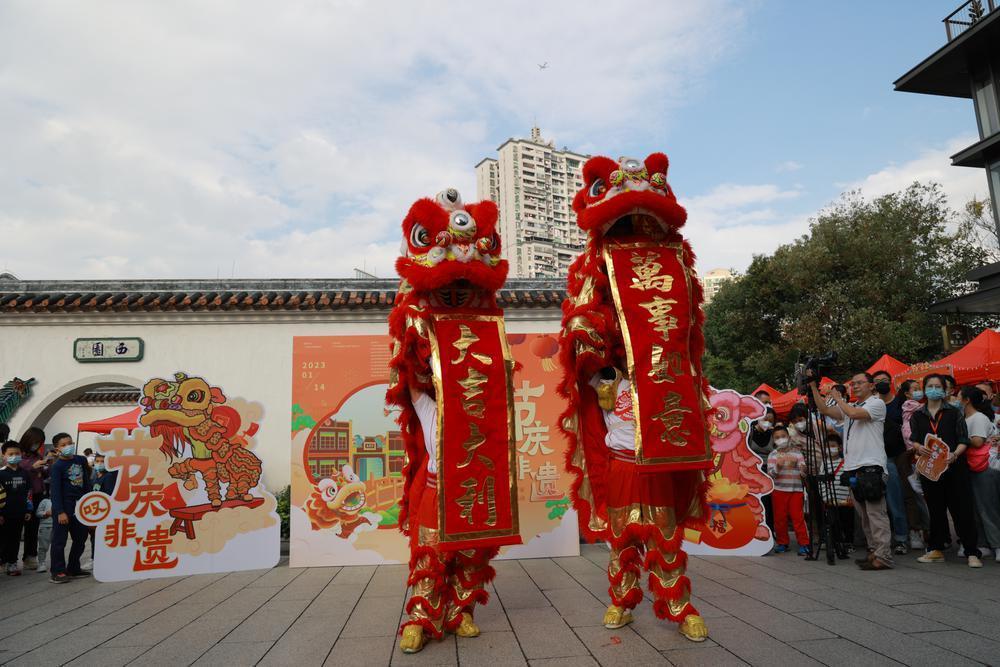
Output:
top-left (707, 389), bottom-right (772, 541)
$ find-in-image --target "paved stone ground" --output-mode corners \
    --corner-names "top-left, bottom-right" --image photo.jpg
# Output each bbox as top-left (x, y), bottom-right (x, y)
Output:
top-left (2, 544), bottom-right (999, 666)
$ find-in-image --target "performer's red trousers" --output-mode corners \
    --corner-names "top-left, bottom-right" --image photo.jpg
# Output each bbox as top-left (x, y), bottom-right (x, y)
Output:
top-left (402, 472), bottom-right (498, 638)
top-left (604, 452), bottom-right (697, 622)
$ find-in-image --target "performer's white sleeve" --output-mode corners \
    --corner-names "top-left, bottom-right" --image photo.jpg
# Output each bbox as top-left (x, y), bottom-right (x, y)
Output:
top-left (411, 391), bottom-right (439, 474)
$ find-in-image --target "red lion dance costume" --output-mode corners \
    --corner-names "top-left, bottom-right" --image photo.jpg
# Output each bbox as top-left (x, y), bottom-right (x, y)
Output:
top-left (387, 189), bottom-right (521, 654)
top-left (558, 153), bottom-right (711, 642)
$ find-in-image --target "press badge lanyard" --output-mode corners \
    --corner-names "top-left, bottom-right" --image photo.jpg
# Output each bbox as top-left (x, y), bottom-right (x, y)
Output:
top-left (928, 411), bottom-right (943, 436)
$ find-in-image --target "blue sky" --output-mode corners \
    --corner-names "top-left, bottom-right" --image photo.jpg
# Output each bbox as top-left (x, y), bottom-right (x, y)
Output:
top-left (663, 2), bottom-right (977, 220)
top-left (0, 1), bottom-right (987, 279)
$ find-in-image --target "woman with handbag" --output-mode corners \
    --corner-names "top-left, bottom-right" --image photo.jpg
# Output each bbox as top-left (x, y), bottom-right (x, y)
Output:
top-left (961, 386), bottom-right (1000, 563)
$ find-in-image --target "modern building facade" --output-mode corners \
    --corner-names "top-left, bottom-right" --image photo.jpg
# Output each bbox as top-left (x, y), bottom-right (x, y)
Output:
top-left (895, 1), bottom-right (1000, 228)
top-left (896, 2), bottom-right (1000, 314)
top-left (701, 268), bottom-right (735, 304)
top-left (475, 127), bottom-right (589, 278)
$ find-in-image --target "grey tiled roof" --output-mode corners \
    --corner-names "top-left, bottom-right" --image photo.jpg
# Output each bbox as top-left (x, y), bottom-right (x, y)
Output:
top-left (0, 277), bottom-right (566, 313)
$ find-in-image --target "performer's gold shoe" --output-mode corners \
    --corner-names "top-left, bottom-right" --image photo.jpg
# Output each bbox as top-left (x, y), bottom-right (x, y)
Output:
top-left (455, 612), bottom-right (480, 638)
top-left (399, 625), bottom-right (426, 653)
top-left (678, 615), bottom-right (709, 642)
top-left (603, 604), bottom-right (633, 629)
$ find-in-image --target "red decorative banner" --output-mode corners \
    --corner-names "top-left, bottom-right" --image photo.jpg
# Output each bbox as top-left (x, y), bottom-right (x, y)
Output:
top-left (429, 311), bottom-right (521, 549)
top-left (892, 362), bottom-right (954, 387)
top-left (604, 242), bottom-right (712, 471)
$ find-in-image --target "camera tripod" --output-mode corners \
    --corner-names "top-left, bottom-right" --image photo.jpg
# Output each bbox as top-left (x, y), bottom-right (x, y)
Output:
top-left (801, 389), bottom-right (850, 565)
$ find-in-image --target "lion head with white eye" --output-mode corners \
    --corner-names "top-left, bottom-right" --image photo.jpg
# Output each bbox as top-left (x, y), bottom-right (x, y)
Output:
top-left (396, 189), bottom-right (507, 297)
top-left (304, 464), bottom-right (374, 538)
top-left (572, 153), bottom-right (686, 241)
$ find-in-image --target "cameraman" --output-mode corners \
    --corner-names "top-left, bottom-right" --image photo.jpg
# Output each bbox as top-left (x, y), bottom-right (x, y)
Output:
top-left (810, 372), bottom-right (892, 570)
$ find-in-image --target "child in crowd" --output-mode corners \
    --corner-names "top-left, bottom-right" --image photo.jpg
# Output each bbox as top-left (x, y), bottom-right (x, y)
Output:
top-left (1, 441), bottom-right (34, 575)
top-left (90, 453), bottom-right (118, 494)
top-left (817, 432), bottom-right (854, 550)
top-left (48, 433), bottom-right (90, 583)
top-left (35, 496), bottom-right (52, 572)
top-left (767, 426), bottom-right (810, 555)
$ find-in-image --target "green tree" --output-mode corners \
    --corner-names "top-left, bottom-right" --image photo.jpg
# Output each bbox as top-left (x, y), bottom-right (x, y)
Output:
top-left (704, 183), bottom-right (987, 392)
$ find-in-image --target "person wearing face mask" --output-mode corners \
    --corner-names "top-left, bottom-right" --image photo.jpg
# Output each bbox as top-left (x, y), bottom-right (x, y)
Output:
top-left (750, 408), bottom-right (778, 533)
top-left (896, 380), bottom-right (929, 549)
top-left (90, 453), bottom-right (118, 495)
top-left (750, 408), bottom-right (777, 459)
top-left (16, 426), bottom-right (47, 571)
top-left (48, 433), bottom-right (91, 583)
top-left (943, 375), bottom-right (961, 407)
top-left (753, 390), bottom-right (772, 407)
top-left (766, 427), bottom-right (810, 555)
top-left (787, 404), bottom-right (820, 469)
top-left (787, 402), bottom-right (833, 540)
top-left (961, 387), bottom-right (1000, 563)
top-left (1, 441), bottom-right (34, 576)
top-left (816, 432), bottom-right (854, 549)
top-left (909, 375), bottom-right (982, 568)
top-left (85, 452), bottom-right (118, 570)
top-left (810, 371), bottom-right (892, 570)
top-left (873, 371), bottom-right (909, 555)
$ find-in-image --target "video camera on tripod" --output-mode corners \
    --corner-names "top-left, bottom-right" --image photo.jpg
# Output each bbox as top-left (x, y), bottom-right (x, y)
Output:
top-left (791, 351), bottom-right (849, 565)
top-left (795, 351), bottom-right (838, 395)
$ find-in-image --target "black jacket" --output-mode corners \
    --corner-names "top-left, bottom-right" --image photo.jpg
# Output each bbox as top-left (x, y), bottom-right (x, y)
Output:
top-left (0, 466), bottom-right (32, 516)
top-left (908, 403), bottom-right (970, 452)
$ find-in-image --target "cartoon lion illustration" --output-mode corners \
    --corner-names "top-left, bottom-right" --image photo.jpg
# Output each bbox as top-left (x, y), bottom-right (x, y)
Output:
top-left (303, 464), bottom-right (374, 538)
top-left (706, 389), bottom-right (772, 544)
top-left (139, 372), bottom-right (262, 508)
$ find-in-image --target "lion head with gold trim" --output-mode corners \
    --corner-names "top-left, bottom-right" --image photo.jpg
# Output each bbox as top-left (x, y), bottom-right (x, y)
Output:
top-left (573, 153), bottom-right (685, 242)
top-left (396, 189), bottom-right (507, 305)
top-left (304, 464), bottom-right (374, 538)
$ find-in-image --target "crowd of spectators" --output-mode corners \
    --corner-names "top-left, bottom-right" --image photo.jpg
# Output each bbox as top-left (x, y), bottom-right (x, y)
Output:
top-left (751, 373), bottom-right (1000, 570)
top-left (0, 426), bottom-right (117, 582)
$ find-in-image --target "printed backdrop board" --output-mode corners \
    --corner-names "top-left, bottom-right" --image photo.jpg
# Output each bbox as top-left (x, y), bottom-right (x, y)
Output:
top-left (76, 372), bottom-right (280, 582)
top-left (290, 334), bottom-right (578, 567)
top-left (684, 388), bottom-right (775, 557)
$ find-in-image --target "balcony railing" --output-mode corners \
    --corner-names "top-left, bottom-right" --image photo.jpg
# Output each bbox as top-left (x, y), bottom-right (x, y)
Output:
top-left (944, 0), bottom-right (996, 41)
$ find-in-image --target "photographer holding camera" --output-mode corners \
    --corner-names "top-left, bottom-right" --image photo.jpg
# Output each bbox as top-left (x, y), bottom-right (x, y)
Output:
top-left (809, 371), bottom-right (893, 570)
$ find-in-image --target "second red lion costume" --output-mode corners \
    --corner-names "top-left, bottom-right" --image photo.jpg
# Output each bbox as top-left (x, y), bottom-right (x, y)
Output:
top-left (387, 189), bottom-right (520, 654)
top-left (558, 153), bottom-right (712, 642)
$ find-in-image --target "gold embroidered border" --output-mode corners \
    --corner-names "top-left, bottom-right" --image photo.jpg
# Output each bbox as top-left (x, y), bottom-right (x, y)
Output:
top-left (428, 313), bottom-right (520, 543)
top-left (602, 241), bottom-right (711, 465)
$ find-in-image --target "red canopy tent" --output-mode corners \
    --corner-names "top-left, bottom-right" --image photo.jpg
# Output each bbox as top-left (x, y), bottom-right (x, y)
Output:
top-left (935, 329), bottom-right (1000, 385)
top-left (866, 354), bottom-right (908, 380)
top-left (751, 383), bottom-right (780, 399)
top-left (77, 407), bottom-right (142, 435)
top-left (770, 377), bottom-right (838, 419)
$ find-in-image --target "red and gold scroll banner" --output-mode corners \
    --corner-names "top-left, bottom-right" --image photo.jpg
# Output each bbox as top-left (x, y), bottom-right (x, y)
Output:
top-left (429, 310), bottom-right (521, 550)
top-left (604, 242), bottom-right (712, 472)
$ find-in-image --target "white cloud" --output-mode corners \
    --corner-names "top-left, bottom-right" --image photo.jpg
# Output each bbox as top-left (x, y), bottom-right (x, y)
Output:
top-left (846, 135), bottom-right (989, 207)
top-left (684, 184), bottom-right (808, 272)
top-left (686, 135), bottom-right (991, 274)
top-left (776, 160), bottom-right (803, 173)
top-left (0, 0), bottom-right (747, 280)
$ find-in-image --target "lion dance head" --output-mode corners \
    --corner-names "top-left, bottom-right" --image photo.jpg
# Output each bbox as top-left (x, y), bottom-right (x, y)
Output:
top-left (304, 464), bottom-right (372, 538)
top-left (138, 372), bottom-right (231, 458)
top-left (396, 189), bottom-right (507, 302)
top-left (573, 153), bottom-right (685, 242)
